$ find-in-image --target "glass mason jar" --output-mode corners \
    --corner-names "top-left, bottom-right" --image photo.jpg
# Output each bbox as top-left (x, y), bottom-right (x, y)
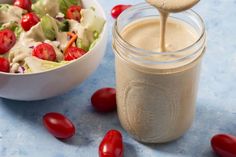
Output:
top-left (112, 3), bottom-right (206, 143)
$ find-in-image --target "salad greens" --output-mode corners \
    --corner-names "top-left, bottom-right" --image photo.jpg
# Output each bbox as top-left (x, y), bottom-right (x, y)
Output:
top-left (0, 0), bottom-right (105, 74)
top-left (0, 4), bottom-right (10, 11)
top-left (0, 4), bottom-right (25, 23)
top-left (25, 56), bottom-right (68, 73)
top-left (32, 0), bottom-right (82, 17)
top-left (32, 0), bottom-right (60, 17)
top-left (41, 15), bottom-right (58, 40)
top-left (80, 9), bottom-right (105, 34)
top-left (69, 8), bottom-right (106, 51)
top-left (57, 20), bottom-right (69, 32)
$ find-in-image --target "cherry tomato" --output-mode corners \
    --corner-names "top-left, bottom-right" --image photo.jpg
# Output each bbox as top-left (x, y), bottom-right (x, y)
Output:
top-left (0, 57), bottom-right (10, 73)
top-left (91, 88), bottom-right (117, 113)
top-left (0, 29), bottom-right (16, 54)
top-left (111, 4), bottom-right (132, 19)
top-left (21, 12), bottom-right (40, 31)
top-left (13, 0), bottom-right (32, 12)
top-left (211, 134), bottom-right (236, 157)
top-left (64, 47), bottom-right (86, 61)
top-left (33, 43), bottom-right (57, 61)
top-left (43, 112), bottom-right (76, 139)
top-left (66, 6), bottom-right (82, 22)
top-left (99, 130), bottom-right (124, 157)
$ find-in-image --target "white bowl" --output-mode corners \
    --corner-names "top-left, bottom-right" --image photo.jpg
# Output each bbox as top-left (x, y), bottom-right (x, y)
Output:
top-left (0, 0), bottom-right (108, 101)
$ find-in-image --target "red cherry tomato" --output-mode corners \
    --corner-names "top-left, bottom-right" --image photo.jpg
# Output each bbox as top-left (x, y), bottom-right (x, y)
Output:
top-left (21, 12), bottom-right (40, 31)
top-left (66, 6), bottom-right (82, 22)
top-left (211, 134), bottom-right (236, 157)
top-left (43, 112), bottom-right (76, 139)
top-left (13, 0), bottom-right (32, 11)
top-left (91, 88), bottom-right (117, 113)
top-left (99, 130), bottom-right (124, 157)
top-left (111, 4), bottom-right (132, 19)
top-left (0, 57), bottom-right (10, 73)
top-left (33, 43), bottom-right (57, 61)
top-left (64, 47), bottom-right (86, 61)
top-left (0, 29), bottom-right (16, 54)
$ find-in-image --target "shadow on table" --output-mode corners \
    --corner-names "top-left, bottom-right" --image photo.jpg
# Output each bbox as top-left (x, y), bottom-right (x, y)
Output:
top-left (0, 90), bottom-right (124, 148)
top-left (0, 91), bottom-right (97, 147)
top-left (1, 96), bottom-right (232, 156)
top-left (124, 142), bottom-right (138, 157)
top-left (61, 135), bottom-right (93, 147)
top-left (0, 84), bottom-right (94, 123)
top-left (143, 141), bottom-right (216, 157)
top-left (61, 140), bottom-right (139, 157)
top-left (1, 95), bottom-right (67, 124)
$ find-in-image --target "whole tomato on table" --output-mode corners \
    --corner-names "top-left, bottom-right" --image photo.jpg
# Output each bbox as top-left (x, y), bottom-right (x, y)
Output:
top-left (211, 134), bottom-right (236, 157)
top-left (43, 112), bottom-right (76, 139)
top-left (91, 88), bottom-right (117, 113)
top-left (99, 130), bottom-right (124, 157)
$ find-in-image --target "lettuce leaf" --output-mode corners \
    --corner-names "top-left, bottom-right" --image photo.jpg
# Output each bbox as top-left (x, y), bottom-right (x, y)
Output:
top-left (68, 19), bottom-right (90, 51)
top-left (32, 0), bottom-right (60, 17)
top-left (57, 20), bottom-right (69, 32)
top-left (24, 56), bottom-right (68, 73)
top-left (80, 8), bottom-right (105, 34)
top-left (0, 4), bottom-right (25, 23)
top-left (41, 15), bottom-right (59, 40)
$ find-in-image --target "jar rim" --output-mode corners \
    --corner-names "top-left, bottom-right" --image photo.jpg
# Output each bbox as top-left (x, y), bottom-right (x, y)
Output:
top-left (113, 2), bottom-right (206, 58)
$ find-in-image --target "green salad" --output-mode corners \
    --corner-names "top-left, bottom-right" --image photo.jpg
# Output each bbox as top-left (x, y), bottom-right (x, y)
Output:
top-left (0, 0), bottom-right (105, 73)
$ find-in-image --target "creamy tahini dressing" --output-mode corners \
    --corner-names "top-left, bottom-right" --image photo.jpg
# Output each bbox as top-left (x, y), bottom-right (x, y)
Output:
top-left (0, 5), bottom-right (24, 23)
top-left (146, 0), bottom-right (199, 52)
top-left (6, 19), bottom-right (91, 72)
top-left (115, 0), bottom-right (202, 143)
top-left (68, 19), bottom-right (90, 48)
top-left (8, 21), bottom-right (67, 72)
top-left (9, 23), bottom-right (43, 67)
top-left (10, 62), bottom-right (20, 73)
top-left (122, 18), bottom-right (197, 54)
top-left (159, 11), bottom-right (168, 51)
top-left (38, 0), bottom-right (60, 17)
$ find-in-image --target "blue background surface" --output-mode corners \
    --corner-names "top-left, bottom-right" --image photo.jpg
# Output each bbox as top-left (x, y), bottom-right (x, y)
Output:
top-left (0, 0), bottom-right (236, 156)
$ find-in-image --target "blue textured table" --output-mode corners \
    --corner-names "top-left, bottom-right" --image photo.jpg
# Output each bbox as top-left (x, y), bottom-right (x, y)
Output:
top-left (1, 0), bottom-right (236, 156)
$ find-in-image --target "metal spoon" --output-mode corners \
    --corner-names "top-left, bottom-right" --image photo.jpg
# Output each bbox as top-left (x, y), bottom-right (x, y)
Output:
top-left (146, 0), bottom-right (200, 13)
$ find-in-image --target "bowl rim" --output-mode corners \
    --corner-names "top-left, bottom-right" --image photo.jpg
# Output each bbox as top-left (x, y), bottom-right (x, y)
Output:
top-left (0, 0), bottom-right (107, 76)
